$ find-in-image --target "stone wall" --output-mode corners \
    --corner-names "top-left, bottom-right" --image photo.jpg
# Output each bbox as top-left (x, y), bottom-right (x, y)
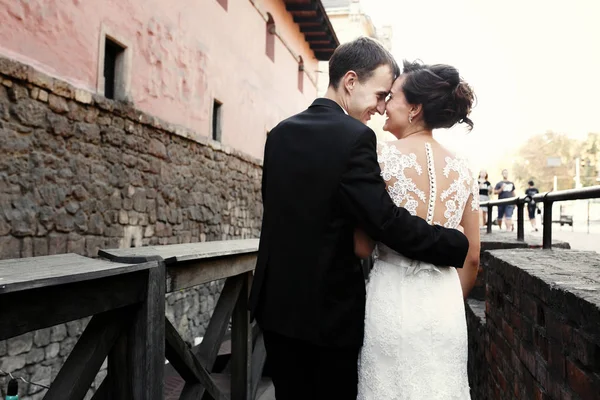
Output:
top-left (0, 56), bottom-right (262, 399)
top-left (468, 248), bottom-right (600, 400)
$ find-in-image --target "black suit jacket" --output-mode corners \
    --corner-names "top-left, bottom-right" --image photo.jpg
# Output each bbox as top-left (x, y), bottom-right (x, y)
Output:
top-left (249, 98), bottom-right (469, 348)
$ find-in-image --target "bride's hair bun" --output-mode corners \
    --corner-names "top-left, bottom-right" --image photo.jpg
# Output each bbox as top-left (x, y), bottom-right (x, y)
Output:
top-left (401, 60), bottom-right (475, 131)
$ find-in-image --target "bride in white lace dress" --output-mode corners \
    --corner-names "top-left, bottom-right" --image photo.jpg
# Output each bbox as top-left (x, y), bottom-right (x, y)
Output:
top-left (356, 61), bottom-right (481, 399)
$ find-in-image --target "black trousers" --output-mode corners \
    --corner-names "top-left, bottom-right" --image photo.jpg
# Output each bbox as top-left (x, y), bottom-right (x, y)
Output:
top-left (263, 330), bottom-right (360, 400)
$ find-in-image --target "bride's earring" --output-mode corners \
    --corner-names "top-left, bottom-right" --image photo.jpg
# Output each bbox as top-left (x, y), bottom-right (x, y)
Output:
top-left (408, 114), bottom-right (413, 124)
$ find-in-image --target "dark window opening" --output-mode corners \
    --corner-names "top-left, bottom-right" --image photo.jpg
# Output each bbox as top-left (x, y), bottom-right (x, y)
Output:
top-left (266, 14), bottom-right (275, 62)
top-left (298, 56), bottom-right (304, 93)
top-left (103, 37), bottom-right (125, 100)
top-left (212, 100), bottom-right (222, 141)
top-left (217, 0), bottom-right (228, 10)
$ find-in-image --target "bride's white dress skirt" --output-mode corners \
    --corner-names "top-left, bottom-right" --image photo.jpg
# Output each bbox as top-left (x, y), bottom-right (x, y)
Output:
top-left (357, 245), bottom-right (471, 400)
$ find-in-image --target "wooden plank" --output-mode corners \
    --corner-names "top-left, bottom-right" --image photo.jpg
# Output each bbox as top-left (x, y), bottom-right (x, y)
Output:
top-left (129, 262), bottom-right (166, 400)
top-left (44, 307), bottom-right (131, 400)
top-left (167, 253), bottom-right (257, 292)
top-left (99, 239), bottom-right (258, 265)
top-left (194, 275), bottom-right (244, 400)
top-left (91, 379), bottom-right (108, 400)
top-left (107, 332), bottom-right (130, 398)
top-left (180, 383), bottom-right (207, 400)
top-left (197, 275), bottom-right (244, 367)
top-left (165, 319), bottom-right (228, 400)
top-left (231, 272), bottom-right (252, 400)
top-left (0, 270), bottom-right (148, 341)
top-left (215, 323), bottom-right (261, 377)
top-left (251, 332), bottom-right (267, 400)
top-left (0, 254), bottom-right (154, 294)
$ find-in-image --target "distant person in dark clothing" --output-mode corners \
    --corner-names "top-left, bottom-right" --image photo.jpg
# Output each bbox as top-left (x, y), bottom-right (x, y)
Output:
top-left (525, 180), bottom-right (540, 231)
top-left (478, 170), bottom-right (492, 226)
top-left (493, 169), bottom-right (516, 231)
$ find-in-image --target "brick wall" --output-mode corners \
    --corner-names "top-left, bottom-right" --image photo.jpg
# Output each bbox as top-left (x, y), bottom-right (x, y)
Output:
top-left (470, 231), bottom-right (571, 301)
top-left (469, 249), bottom-right (600, 400)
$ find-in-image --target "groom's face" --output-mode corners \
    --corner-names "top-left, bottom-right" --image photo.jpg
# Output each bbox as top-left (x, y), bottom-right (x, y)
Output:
top-left (347, 64), bottom-right (394, 124)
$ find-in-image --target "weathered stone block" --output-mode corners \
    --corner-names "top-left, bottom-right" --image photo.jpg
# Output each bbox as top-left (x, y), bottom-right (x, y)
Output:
top-left (148, 138), bottom-right (168, 159)
top-left (8, 333), bottom-right (33, 356)
top-left (38, 90), bottom-right (49, 102)
top-left (75, 89), bottom-right (92, 104)
top-left (85, 236), bottom-right (106, 257)
top-left (88, 213), bottom-right (105, 235)
top-left (75, 122), bottom-right (101, 144)
top-left (0, 355), bottom-right (26, 372)
top-left (20, 236), bottom-right (32, 258)
top-left (118, 209), bottom-right (129, 224)
top-left (9, 208), bottom-right (36, 237)
top-left (26, 348), bottom-right (45, 365)
top-left (48, 94), bottom-right (69, 114)
top-left (27, 68), bottom-right (54, 90)
top-left (59, 337), bottom-right (77, 357)
top-left (67, 232), bottom-right (85, 254)
top-left (0, 236), bottom-right (20, 259)
top-left (45, 342), bottom-right (60, 359)
top-left (47, 113), bottom-right (72, 137)
top-left (53, 80), bottom-right (73, 98)
top-left (55, 209), bottom-right (74, 233)
top-left (33, 329), bottom-right (51, 347)
top-left (48, 233), bottom-right (68, 255)
top-left (50, 325), bottom-right (67, 342)
top-left (66, 320), bottom-right (83, 337)
top-left (72, 184), bottom-right (89, 201)
top-left (30, 365), bottom-right (51, 390)
top-left (33, 237), bottom-right (48, 256)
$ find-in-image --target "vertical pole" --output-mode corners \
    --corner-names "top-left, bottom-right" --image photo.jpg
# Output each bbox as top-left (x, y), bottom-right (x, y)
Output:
top-left (543, 201), bottom-right (553, 249)
top-left (517, 202), bottom-right (525, 241)
top-left (588, 200), bottom-right (591, 234)
top-left (487, 204), bottom-right (493, 234)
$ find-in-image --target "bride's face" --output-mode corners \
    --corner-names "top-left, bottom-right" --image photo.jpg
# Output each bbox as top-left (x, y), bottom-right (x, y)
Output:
top-left (383, 76), bottom-right (411, 137)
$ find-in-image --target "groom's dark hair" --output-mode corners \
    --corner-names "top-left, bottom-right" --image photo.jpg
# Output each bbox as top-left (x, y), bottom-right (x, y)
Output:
top-left (328, 37), bottom-right (399, 89)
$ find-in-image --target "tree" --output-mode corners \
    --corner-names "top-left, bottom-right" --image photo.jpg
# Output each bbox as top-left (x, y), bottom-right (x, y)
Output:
top-left (578, 133), bottom-right (600, 187)
top-left (511, 131), bottom-right (581, 193)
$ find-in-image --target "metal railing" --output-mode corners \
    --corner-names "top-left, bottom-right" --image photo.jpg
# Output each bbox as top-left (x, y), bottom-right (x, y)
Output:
top-left (481, 185), bottom-right (600, 249)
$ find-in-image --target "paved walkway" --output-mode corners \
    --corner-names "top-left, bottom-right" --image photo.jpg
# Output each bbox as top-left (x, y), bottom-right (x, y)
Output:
top-left (485, 224), bottom-right (599, 253)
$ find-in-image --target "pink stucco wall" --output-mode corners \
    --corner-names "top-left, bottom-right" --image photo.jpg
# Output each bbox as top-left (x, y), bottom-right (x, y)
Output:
top-left (0, 0), bottom-right (319, 159)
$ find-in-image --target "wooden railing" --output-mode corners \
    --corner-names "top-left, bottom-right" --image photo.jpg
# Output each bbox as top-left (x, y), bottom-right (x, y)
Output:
top-left (100, 239), bottom-right (262, 400)
top-left (0, 239), bottom-right (262, 400)
top-left (0, 254), bottom-right (165, 399)
top-left (480, 185), bottom-right (600, 248)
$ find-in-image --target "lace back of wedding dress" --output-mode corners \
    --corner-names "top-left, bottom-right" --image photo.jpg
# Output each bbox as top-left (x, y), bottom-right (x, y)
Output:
top-left (377, 141), bottom-right (479, 229)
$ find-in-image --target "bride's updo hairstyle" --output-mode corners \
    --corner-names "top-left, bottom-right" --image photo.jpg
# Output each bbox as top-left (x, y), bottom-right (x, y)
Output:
top-left (401, 60), bottom-right (475, 131)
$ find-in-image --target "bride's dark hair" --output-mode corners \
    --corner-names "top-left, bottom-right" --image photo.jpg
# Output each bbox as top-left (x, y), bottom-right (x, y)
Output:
top-left (401, 60), bottom-right (475, 131)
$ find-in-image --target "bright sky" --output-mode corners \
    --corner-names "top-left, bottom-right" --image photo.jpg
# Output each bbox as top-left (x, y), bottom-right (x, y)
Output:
top-left (361, 0), bottom-right (600, 176)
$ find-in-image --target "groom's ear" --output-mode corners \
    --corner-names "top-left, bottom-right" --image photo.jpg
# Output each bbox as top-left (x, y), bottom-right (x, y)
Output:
top-left (342, 70), bottom-right (358, 93)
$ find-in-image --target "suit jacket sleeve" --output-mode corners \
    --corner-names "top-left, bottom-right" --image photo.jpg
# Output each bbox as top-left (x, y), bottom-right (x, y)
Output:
top-left (339, 130), bottom-right (469, 268)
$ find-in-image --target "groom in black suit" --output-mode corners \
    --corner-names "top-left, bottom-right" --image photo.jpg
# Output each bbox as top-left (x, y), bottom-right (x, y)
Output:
top-left (249, 37), bottom-right (469, 399)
